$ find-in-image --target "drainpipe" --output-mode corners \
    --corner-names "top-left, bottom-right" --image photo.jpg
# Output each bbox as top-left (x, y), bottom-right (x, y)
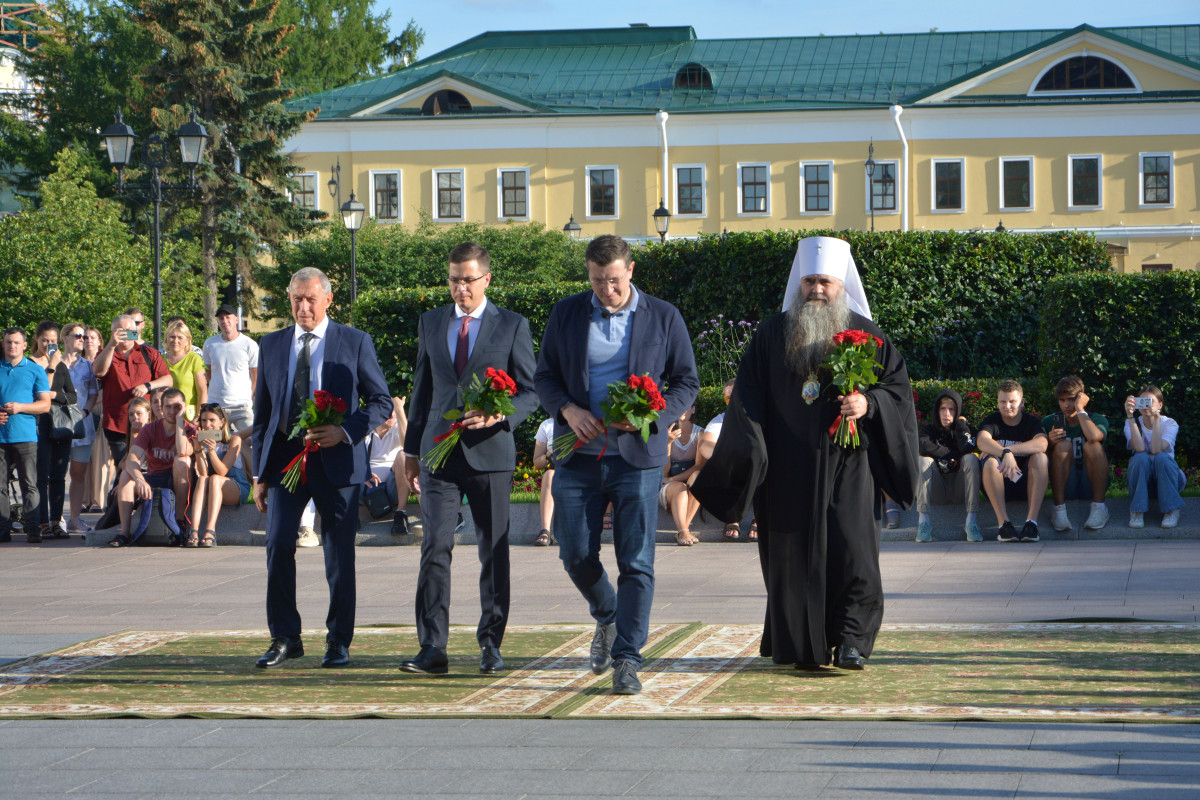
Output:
top-left (890, 105), bottom-right (908, 231)
top-left (657, 110), bottom-right (670, 211)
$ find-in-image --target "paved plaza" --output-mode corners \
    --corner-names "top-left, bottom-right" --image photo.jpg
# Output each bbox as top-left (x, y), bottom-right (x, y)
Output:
top-left (2, 538), bottom-right (1198, 798)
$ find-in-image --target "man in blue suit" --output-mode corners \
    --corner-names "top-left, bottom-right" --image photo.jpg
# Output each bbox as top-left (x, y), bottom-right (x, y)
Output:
top-left (534, 235), bottom-right (698, 695)
top-left (400, 242), bottom-right (538, 676)
top-left (251, 267), bottom-right (393, 669)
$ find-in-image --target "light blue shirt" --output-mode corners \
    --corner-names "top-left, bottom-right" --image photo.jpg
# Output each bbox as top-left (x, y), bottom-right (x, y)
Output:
top-left (0, 356), bottom-right (51, 444)
top-left (577, 287), bottom-right (639, 457)
top-left (446, 297), bottom-right (488, 366)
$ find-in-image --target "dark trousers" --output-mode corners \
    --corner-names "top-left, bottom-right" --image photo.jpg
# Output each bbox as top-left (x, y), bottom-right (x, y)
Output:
top-left (37, 424), bottom-right (72, 526)
top-left (416, 448), bottom-right (511, 649)
top-left (0, 441), bottom-right (39, 530)
top-left (264, 436), bottom-right (360, 647)
top-left (104, 428), bottom-right (128, 472)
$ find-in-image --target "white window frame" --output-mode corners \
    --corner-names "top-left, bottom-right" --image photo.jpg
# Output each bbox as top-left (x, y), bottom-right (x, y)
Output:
top-left (368, 169), bottom-right (402, 223)
top-left (432, 168), bottom-right (466, 222)
top-left (496, 167), bottom-right (531, 221)
top-left (998, 157), bottom-right (1035, 212)
top-left (799, 160), bottom-right (834, 216)
top-left (736, 161), bottom-right (771, 217)
top-left (1138, 152), bottom-right (1174, 209)
top-left (585, 165), bottom-right (619, 220)
top-left (1067, 154), bottom-right (1103, 210)
top-left (673, 164), bottom-right (706, 218)
top-left (930, 158), bottom-right (966, 214)
top-left (291, 171), bottom-right (319, 213)
top-left (864, 160), bottom-right (900, 215)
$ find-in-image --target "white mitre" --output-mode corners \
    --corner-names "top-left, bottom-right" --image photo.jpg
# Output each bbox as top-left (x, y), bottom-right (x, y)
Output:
top-left (780, 236), bottom-right (872, 320)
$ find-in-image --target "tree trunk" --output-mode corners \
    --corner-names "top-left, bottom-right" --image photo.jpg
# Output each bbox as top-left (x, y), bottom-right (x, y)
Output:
top-left (202, 198), bottom-right (218, 334)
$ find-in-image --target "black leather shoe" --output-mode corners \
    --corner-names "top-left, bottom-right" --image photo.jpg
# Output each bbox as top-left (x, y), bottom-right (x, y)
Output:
top-left (833, 644), bottom-right (865, 670)
top-left (611, 660), bottom-right (642, 695)
top-left (256, 637), bottom-right (303, 668)
top-left (590, 621), bottom-right (616, 675)
top-left (480, 646), bottom-right (504, 674)
top-left (399, 645), bottom-right (449, 674)
top-left (322, 641), bottom-right (350, 668)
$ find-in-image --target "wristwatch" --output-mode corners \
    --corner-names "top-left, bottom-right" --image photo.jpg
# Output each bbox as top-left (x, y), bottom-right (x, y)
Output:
top-left (144, 382), bottom-right (152, 392)
top-left (1001, 448), bottom-right (1012, 458)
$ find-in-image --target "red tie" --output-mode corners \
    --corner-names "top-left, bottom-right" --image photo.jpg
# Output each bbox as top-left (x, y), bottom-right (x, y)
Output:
top-left (454, 316), bottom-right (470, 377)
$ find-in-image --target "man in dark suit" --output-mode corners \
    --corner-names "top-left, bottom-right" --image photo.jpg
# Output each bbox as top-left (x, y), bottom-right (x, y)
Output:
top-left (251, 267), bottom-right (393, 669)
top-left (534, 234), bottom-right (698, 695)
top-left (400, 242), bottom-right (538, 676)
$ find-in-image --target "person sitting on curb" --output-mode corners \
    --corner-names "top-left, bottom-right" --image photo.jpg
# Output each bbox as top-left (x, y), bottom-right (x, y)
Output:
top-left (1123, 385), bottom-right (1186, 530)
top-left (661, 404), bottom-right (704, 547)
top-left (531, 417), bottom-right (557, 547)
top-left (916, 388), bottom-right (981, 542)
top-left (1043, 376), bottom-right (1110, 532)
top-left (978, 380), bottom-right (1049, 543)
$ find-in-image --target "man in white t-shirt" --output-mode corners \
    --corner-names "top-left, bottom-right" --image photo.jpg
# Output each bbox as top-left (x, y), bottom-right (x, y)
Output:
top-left (202, 305), bottom-right (259, 470)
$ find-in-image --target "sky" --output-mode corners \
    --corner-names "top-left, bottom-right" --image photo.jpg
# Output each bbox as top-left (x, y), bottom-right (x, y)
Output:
top-left (383, 0), bottom-right (1197, 61)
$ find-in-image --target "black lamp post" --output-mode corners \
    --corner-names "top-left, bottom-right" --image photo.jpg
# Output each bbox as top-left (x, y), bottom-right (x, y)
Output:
top-left (103, 108), bottom-right (208, 349)
top-left (340, 191), bottom-right (365, 326)
top-left (995, 220), bottom-right (1006, 233)
top-left (652, 198), bottom-right (671, 243)
top-left (327, 158), bottom-right (341, 209)
top-left (864, 139), bottom-right (877, 233)
top-left (563, 215), bottom-right (581, 238)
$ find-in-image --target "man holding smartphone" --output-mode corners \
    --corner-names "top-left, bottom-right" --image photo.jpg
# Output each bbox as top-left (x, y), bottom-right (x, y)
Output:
top-left (1042, 375), bottom-right (1110, 531)
top-left (93, 314), bottom-right (173, 468)
top-left (977, 380), bottom-right (1049, 542)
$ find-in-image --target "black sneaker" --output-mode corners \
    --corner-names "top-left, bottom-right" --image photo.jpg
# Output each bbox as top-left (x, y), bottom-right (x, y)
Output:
top-left (389, 512), bottom-right (410, 536)
top-left (997, 521), bottom-right (1018, 543)
top-left (1020, 521), bottom-right (1040, 542)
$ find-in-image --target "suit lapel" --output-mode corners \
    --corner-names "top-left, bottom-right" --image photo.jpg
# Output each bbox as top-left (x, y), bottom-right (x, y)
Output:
top-left (275, 325), bottom-right (296, 399)
top-left (574, 294), bottom-right (592, 394)
top-left (435, 306), bottom-right (459, 382)
top-left (627, 287), bottom-right (651, 377)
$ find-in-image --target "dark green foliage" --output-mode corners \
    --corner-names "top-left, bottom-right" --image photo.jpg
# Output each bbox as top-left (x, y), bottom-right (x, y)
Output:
top-left (1038, 271), bottom-right (1200, 458)
top-left (633, 229), bottom-right (1109, 379)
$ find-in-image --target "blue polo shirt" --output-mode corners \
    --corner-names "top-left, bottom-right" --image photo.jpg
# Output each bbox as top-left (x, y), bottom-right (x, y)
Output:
top-left (0, 357), bottom-right (51, 444)
top-left (577, 287), bottom-right (639, 457)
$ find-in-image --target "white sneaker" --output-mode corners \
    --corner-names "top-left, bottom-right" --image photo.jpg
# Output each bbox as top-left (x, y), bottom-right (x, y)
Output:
top-left (1084, 504), bottom-right (1109, 531)
top-left (66, 517), bottom-right (93, 533)
top-left (296, 527), bottom-right (319, 547)
top-left (1051, 504), bottom-right (1071, 531)
top-left (1129, 512), bottom-right (1144, 529)
top-left (1162, 510), bottom-right (1180, 529)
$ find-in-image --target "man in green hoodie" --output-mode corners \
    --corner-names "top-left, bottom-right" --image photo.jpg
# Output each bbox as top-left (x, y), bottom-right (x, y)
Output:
top-left (916, 389), bottom-right (982, 542)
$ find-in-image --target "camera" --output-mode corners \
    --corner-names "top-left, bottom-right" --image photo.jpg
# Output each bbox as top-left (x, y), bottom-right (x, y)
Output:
top-left (1133, 397), bottom-right (1153, 410)
top-left (935, 457), bottom-right (959, 474)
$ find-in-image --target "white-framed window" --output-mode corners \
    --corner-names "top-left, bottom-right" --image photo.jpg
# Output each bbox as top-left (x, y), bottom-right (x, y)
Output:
top-left (999, 157), bottom-right (1034, 212)
top-left (865, 160), bottom-right (899, 214)
top-left (433, 168), bottom-right (465, 221)
top-left (1067, 154), bottom-right (1102, 209)
top-left (930, 158), bottom-right (965, 213)
top-left (291, 171), bottom-right (318, 212)
top-left (737, 162), bottom-right (770, 216)
top-left (497, 168), bottom-right (530, 221)
top-left (369, 170), bottom-right (401, 222)
top-left (586, 166), bottom-right (619, 219)
top-left (1139, 152), bottom-right (1173, 209)
top-left (799, 160), bottom-right (833, 215)
top-left (673, 164), bottom-right (706, 217)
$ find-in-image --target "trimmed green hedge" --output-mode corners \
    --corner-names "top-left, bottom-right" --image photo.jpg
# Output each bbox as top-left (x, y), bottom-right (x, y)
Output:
top-left (633, 229), bottom-right (1109, 380)
top-left (1038, 271), bottom-right (1200, 458)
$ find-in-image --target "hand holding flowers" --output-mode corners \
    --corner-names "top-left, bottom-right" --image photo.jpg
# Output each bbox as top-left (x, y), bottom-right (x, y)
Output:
top-left (823, 329), bottom-right (883, 449)
top-left (422, 368), bottom-right (519, 472)
top-left (552, 373), bottom-right (667, 461)
top-left (281, 390), bottom-right (348, 492)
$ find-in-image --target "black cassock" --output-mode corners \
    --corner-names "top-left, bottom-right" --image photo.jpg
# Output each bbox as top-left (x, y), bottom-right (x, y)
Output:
top-left (693, 311), bottom-right (919, 666)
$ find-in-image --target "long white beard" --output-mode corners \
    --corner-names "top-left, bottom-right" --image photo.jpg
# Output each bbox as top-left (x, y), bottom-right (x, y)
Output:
top-left (784, 292), bottom-right (851, 377)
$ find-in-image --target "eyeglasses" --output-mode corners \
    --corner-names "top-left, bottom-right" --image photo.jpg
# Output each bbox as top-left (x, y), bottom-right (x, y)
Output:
top-left (448, 275), bottom-right (486, 286)
top-left (71, 333), bottom-right (84, 338)
top-left (134, 320), bottom-right (146, 326)
top-left (589, 276), bottom-right (628, 288)
top-left (199, 403), bottom-right (223, 412)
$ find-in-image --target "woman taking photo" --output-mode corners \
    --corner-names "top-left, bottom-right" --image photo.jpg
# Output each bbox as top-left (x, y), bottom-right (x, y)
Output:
top-left (162, 321), bottom-right (207, 421)
top-left (1123, 385), bottom-right (1186, 529)
top-left (186, 403), bottom-right (249, 548)
top-left (29, 321), bottom-right (78, 539)
top-left (59, 323), bottom-right (99, 533)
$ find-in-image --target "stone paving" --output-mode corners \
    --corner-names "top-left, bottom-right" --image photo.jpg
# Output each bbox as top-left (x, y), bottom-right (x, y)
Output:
top-left (1, 537), bottom-right (1198, 797)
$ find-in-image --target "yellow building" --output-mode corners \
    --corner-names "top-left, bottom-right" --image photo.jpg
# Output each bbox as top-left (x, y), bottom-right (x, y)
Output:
top-left (286, 23), bottom-right (1200, 271)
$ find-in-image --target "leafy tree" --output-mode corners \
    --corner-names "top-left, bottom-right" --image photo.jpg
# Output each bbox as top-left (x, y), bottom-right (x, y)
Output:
top-left (0, 148), bottom-right (204, 333)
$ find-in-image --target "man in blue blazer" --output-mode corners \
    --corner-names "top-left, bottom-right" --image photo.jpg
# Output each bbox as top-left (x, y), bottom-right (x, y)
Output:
top-left (251, 267), bottom-right (393, 669)
top-left (400, 242), bottom-right (538, 675)
top-left (534, 235), bottom-right (698, 694)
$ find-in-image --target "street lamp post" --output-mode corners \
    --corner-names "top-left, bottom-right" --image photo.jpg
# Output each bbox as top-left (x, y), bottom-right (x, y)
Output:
top-left (864, 139), bottom-right (877, 233)
top-left (103, 109), bottom-right (209, 349)
top-left (562, 215), bottom-right (581, 239)
top-left (327, 159), bottom-right (341, 209)
top-left (652, 198), bottom-right (671, 243)
top-left (340, 192), bottom-right (365, 326)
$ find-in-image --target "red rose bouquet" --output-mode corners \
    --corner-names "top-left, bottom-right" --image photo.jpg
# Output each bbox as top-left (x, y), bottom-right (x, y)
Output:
top-left (551, 373), bottom-right (668, 461)
top-left (281, 389), bottom-right (348, 492)
top-left (822, 329), bottom-right (884, 449)
top-left (422, 367), bottom-right (519, 472)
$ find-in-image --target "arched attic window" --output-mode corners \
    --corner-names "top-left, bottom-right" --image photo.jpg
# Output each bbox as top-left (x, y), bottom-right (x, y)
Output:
top-left (421, 89), bottom-right (472, 115)
top-left (1034, 55), bottom-right (1136, 92)
top-left (674, 62), bottom-right (713, 89)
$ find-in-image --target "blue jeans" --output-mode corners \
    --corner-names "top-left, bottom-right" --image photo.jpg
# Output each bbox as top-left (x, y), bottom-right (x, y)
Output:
top-left (552, 455), bottom-right (659, 666)
top-left (1127, 451), bottom-right (1186, 514)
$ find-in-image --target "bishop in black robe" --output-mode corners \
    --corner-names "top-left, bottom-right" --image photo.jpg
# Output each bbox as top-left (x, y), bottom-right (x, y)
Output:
top-left (692, 309), bottom-right (919, 668)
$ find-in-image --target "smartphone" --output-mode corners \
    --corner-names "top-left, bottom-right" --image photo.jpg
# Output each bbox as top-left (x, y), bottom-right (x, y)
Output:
top-left (122, 329), bottom-right (139, 341)
top-left (196, 429), bottom-right (221, 442)
top-left (1008, 468), bottom-right (1023, 483)
top-left (46, 343), bottom-right (58, 354)
top-left (1133, 397), bottom-right (1153, 410)
top-left (1052, 412), bottom-right (1066, 430)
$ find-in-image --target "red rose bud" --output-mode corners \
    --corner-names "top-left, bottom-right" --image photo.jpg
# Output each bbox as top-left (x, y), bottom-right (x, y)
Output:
top-left (313, 394), bottom-right (331, 411)
top-left (873, 336), bottom-right (884, 349)
top-left (332, 397), bottom-right (347, 413)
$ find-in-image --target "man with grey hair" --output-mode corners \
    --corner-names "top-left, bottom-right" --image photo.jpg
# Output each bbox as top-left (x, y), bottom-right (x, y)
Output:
top-left (251, 267), bottom-right (393, 669)
top-left (694, 236), bottom-right (918, 673)
top-left (93, 314), bottom-right (173, 467)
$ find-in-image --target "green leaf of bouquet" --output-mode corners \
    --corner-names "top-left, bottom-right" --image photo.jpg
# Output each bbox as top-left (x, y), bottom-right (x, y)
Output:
top-left (443, 409), bottom-right (462, 421)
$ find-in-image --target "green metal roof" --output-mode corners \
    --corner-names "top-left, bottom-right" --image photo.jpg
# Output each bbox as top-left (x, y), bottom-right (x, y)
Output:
top-left (290, 23), bottom-right (1200, 119)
